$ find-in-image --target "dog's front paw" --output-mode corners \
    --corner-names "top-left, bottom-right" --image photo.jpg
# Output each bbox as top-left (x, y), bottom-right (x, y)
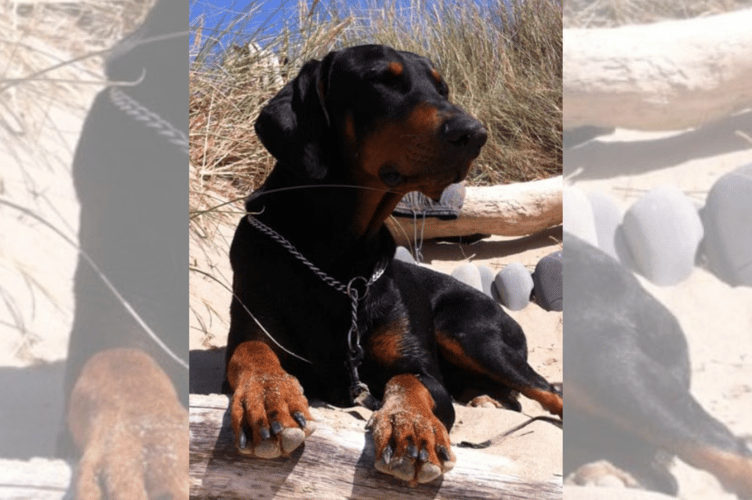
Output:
top-left (227, 341), bottom-right (315, 458)
top-left (368, 374), bottom-right (455, 486)
top-left (68, 349), bottom-right (188, 500)
top-left (230, 372), bottom-right (316, 458)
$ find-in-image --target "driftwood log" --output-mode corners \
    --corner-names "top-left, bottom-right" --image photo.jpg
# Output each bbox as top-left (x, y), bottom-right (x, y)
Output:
top-left (564, 9), bottom-right (752, 130)
top-left (0, 458), bottom-right (71, 500)
top-left (190, 394), bottom-right (562, 500)
top-left (387, 176), bottom-right (562, 245)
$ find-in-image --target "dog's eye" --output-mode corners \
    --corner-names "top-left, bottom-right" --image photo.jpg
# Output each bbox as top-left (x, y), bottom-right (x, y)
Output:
top-left (427, 68), bottom-right (449, 98)
top-left (436, 79), bottom-right (449, 98)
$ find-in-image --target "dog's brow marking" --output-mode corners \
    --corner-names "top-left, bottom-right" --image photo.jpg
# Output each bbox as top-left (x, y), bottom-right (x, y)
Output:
top-left (388, 62), bottom-right (404, 76)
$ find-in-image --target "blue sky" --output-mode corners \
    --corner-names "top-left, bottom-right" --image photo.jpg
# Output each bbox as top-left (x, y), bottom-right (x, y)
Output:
top-left (189, 0), bottom-right (500, 59)
top-left (190, 0), bottom-right (291, 52)
top-left (190, 0), bottom-right (290, 38)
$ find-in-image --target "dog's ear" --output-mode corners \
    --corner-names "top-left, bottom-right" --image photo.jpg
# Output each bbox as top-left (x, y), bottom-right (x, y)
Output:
top-left (254, 53), bottom-right (335, 180)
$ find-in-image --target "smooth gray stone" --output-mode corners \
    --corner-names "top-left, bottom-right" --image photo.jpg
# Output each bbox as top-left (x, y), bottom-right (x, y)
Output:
top-left (476, 264), bottom-right (496, 298)
top-left (394, 246), bottom-right (416, 264)
top-left (532, 251), bottom-right (563, 312)
top-left (493, 263), bottom-right (533, 311)
top-left (587, 191), bottom-right (622, 260)
top-left (622, 185), bottom-right (703, 286)
top-left (451, 263), bottom-right (483, 292)
top-left (701, 163), bottom-right (752, 286)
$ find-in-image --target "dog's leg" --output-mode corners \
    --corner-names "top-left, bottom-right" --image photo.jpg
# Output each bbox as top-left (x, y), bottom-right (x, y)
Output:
top-left (428, 283), bottom-right (562, 417)
top-left (368, 374), bottom-right (456, 486)
top-left (435, 329), bottom-right (563, 417)
top-left (68, 348), bottom-right (188, 500)
top-left (226, 340), bottom-right (316, 458)
top-left (569, 354), bottom-right (752, 498)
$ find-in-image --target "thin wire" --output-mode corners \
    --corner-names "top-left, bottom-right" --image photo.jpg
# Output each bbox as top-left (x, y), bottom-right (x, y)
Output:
top-left (1, 197), bottom-right (188, 370)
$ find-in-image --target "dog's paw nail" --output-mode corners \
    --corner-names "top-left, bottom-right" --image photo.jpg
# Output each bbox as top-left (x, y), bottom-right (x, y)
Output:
top-left (437, 445), bottom-right (452, 462)
top-left (254, 439), bottom-right (281, 459)
top-left (418, 447), bottom-right (429, 462)
top-left (238, 429), bottom-right (248, 450)
top-left (259, 426), bottom-right (271, 441)
top-left (381, 444), bottom-right (393, 465)
top-left (270, 421), bottom-right (283, 435)
top-left (407, 443), bottom-right (418, 459)
top-left (417, 462), bottom-right (442, 483)
top-left (293, 411), bottom-right (316, 436)
top-left (293, 411), bottom-right (307, 428)
top-left (280, 427), bottom-right (306, 454)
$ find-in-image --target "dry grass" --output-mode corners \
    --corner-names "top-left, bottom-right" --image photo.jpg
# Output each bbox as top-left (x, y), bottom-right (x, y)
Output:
top-left (564, 0), bottom-right (752, 27)
top-left (1, 0), bottom-right (153, 151)
top-left (189, 0), bottom-right (563, 234)
top-left (1, 0), bottom-right (152, 354)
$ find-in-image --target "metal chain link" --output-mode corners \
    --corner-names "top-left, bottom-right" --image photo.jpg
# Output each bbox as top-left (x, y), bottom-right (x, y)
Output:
top-left (247, 214), bottom-right (386, 408)
top-left (109, 87), bottom-right (189, 156)
top-left (247, 215), bottom-right (386, 294)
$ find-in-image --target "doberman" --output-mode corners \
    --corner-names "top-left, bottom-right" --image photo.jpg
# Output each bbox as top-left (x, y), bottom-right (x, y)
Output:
top-left (564, 233), bottom-right (752, 497)
top-left (59, 1), bottom-right (188, 498)
top-left (226, 44), bottom-right (563, 485)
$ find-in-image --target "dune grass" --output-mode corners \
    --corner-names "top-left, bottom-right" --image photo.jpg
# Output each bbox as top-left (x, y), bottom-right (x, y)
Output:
top-left (1, 0), bottom-right (152, 357)
top-left (1, 0), bottom-right (153, 153)
top-left (190, 0), bottom-right (563, 218)
top-left (564, 0), bottom-right (752, 27)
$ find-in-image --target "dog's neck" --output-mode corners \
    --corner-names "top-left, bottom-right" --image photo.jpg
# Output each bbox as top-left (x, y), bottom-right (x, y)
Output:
top-left (247, 164), bottom-right (397, 280)
top-left (353, 189), bottom-right (405, 240)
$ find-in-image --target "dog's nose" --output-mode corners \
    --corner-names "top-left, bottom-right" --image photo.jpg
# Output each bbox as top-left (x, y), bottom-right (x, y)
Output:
top-left (441, 116), bottom-right (488, 155)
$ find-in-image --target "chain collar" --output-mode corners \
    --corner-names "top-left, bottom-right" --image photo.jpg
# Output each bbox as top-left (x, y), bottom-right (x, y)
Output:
top-left (247, 214), bottom-right (386, 409)
top-left (108, 87), bottom-right (189, 155)
top-left (246, 214), bottom-right (386, 293)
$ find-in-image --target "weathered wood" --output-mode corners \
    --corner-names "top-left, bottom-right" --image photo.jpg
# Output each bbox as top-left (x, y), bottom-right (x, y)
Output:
top-left (564, 9), bottom-right (752, 130)
top-left (0, 458), bottom-right (71, 500)
top-left (190, 394), bottom-right (562, 500)
top-left (387, 177), bottom-right (562, 244)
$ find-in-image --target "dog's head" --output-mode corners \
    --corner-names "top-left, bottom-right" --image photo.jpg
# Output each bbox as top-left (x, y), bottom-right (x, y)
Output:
top-left (255, 44), bottom-right (487, 201)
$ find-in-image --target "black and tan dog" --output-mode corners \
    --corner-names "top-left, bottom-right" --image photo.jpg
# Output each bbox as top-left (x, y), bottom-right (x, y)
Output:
top-left (564, 233), bottom-right (752, 497)
top-left (225, 44), bottom-right (562, 485)
top-left (59, 1), bottom-right (188, 498)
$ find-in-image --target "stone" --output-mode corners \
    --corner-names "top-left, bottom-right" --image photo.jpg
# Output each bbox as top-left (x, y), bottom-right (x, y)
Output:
top-left (493, 263), bottom-right (533, 311)
top-left (394, 246), bottom-right (416, 264)
top-left (532, 251), bottom-right (563, 311)
top-left (701, 163), bottom-right (752, 286)
top-left (451, 263), bottom-right (483, 292)
top-left (587, 191), bottom-right (622, 260)
top-left (622, 185), bottom-right (703, 286)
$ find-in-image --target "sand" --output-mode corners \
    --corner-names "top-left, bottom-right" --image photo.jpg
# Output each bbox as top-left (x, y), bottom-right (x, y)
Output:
top-left (564, 126), bottom-right (752, 500)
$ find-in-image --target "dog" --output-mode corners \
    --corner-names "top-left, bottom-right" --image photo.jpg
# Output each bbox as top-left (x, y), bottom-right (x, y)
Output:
top-left (564, 233), bottom-right (752, 497)
top-left (225, 44), bottom-right (563, 486)
top-left (58, 1), bottom-right (189, 498)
